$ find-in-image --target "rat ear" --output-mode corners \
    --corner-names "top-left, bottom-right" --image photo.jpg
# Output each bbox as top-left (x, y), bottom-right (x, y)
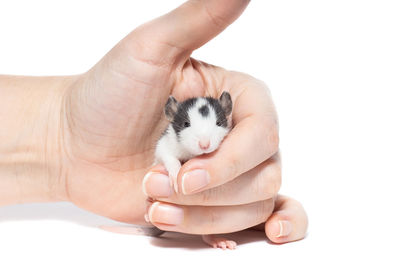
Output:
top-left (219, 91), bottom-right (232, 116)
top-left (164, 96), bottom-right (178, 121)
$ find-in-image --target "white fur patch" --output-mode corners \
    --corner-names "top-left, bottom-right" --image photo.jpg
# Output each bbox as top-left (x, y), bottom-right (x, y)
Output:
top-left (155, 98), bottom-right (230, 192)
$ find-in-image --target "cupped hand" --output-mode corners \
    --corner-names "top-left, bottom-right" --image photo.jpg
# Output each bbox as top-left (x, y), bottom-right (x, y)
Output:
top-left (60, 0), bottom-right (307, 242)
top-left (61, 0), bottom-right (251, 223)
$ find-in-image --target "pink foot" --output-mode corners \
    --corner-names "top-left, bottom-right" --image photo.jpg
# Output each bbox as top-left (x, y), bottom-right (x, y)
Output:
top-left (202, 234), bottom-right (237, 250)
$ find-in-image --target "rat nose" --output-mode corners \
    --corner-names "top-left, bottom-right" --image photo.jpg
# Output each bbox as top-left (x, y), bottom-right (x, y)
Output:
top-left (198, 140), bottom-right (210, 150)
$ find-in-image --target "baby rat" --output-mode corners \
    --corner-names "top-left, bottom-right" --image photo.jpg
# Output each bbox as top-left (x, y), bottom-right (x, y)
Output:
top-left (151, 92), bottom-right (237, 249)
top-left (155, 91), bottom-right (233, 193)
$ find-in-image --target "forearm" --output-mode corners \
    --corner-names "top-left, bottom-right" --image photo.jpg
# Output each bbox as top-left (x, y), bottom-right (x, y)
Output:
top-left (0, 75), bottom-right (73, 206)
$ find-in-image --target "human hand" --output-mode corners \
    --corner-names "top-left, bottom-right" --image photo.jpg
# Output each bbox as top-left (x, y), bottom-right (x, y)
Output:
top-left (60, 0), bottom-right (308, 244)
top-left (60, 0), bottom-right (253, 223)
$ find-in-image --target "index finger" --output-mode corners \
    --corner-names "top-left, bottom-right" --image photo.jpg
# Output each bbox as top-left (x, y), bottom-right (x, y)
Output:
top-left (178, 72), bottom-right (279, 194)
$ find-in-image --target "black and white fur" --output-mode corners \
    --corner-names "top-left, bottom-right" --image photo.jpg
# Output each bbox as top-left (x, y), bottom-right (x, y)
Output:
top-left (155, 92), bottom-right (233, 193)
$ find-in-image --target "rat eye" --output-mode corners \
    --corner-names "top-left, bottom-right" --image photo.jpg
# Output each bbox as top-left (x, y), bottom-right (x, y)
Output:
top-left (184, 121), bottom-right (190, 128)
top-left (216, 121), bottom-right (222, 126)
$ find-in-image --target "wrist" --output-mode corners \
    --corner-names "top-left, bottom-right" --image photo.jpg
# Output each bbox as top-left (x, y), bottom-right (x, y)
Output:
top-left (0, 75), bottom-right (78, 206)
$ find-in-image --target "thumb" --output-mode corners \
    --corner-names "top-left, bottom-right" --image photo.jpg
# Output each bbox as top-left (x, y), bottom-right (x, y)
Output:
top-left (125, 0), bottom-right (250, 63)
top-left (265, 195), bottom-right (309, 243)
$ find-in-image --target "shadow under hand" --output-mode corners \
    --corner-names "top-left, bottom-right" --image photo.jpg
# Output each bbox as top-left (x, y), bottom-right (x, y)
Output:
top-left (150, 229), bottom-right (268, 250)
top-left (0, 203), bottom-right (271, 249)
top-left (0, 202), bottom-right (120, 227)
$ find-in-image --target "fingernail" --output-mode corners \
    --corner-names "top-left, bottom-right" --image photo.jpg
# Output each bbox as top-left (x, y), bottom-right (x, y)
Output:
top-left (181, 169), bottom-right (210, 195)
top-left (148, 202), bottom-right (184, 226)
top-left (142, 172), bottom-right (173, 198)
top-left (277, 220), bottom-right (292, 238)
top-left (144, 214), bottom-right (150, 223)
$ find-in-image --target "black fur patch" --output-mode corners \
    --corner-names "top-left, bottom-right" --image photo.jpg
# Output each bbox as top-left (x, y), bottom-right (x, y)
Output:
top-left (164, 96), bottom-right (178, 121)
top-left (219, 92), bottom-right (233, 116)
top-left (198, 105), bottom-right (209, 117)
top-left (171, 97), bottom-right (197, 138)
top-left (205, 97), bottom-right (228, 128)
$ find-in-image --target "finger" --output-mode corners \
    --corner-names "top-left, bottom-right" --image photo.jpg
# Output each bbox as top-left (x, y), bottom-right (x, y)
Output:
top-left (264, 195), bottom-right (308, 243)
top-left (178, 74), bottom-right (279, 194)
top-left (142, 164), bottom-right (173, 199)
top-left (146, 198), bottom-right (274, 235)
top-left (142, 154), bottom-right (281, 206)
top-left (127, 0), bottom-right (250, 62)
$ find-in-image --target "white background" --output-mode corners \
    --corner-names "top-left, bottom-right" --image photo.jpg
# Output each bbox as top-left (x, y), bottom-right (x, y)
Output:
top-left (1, 0), bottom-right (399, 266)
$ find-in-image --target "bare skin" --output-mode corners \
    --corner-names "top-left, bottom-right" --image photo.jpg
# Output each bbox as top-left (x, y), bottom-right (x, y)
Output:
top-left (0, 0), bottom-right (308, 245)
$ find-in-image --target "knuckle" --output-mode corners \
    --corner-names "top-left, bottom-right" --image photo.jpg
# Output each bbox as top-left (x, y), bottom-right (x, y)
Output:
top-left (255, 160), bottom-right (282, 200)
top-left (255, 199), bottom-right (274, 223)
top-left (259, 120), bottom-right (279, 158)
top-left (199, 188), bottom-right (216, 204)
top-left (267, 126), bottom-right (280, 154)
top-left (203, 2), bottom-right (228, 30)
top-left (201, 208), bottom-right (222, 234)
top-left (223, 156), bottom-right (240, 183)
top-left (209, 209), bottom-right (219, 228)
top-left (267, 163), bottom-right (282, 196)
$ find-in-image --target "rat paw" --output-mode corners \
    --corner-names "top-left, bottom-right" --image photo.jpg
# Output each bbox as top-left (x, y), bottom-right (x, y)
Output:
top-left (202, 234), bottom-right (237, 250)
top-left (163, 160), bottom-right (181, 193)
top-left (167, 169), bottom-right (179, 193)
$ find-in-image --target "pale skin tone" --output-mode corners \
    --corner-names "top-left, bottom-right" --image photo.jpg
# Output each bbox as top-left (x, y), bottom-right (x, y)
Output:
top-left (0, 0), bottom-right (307, 244)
